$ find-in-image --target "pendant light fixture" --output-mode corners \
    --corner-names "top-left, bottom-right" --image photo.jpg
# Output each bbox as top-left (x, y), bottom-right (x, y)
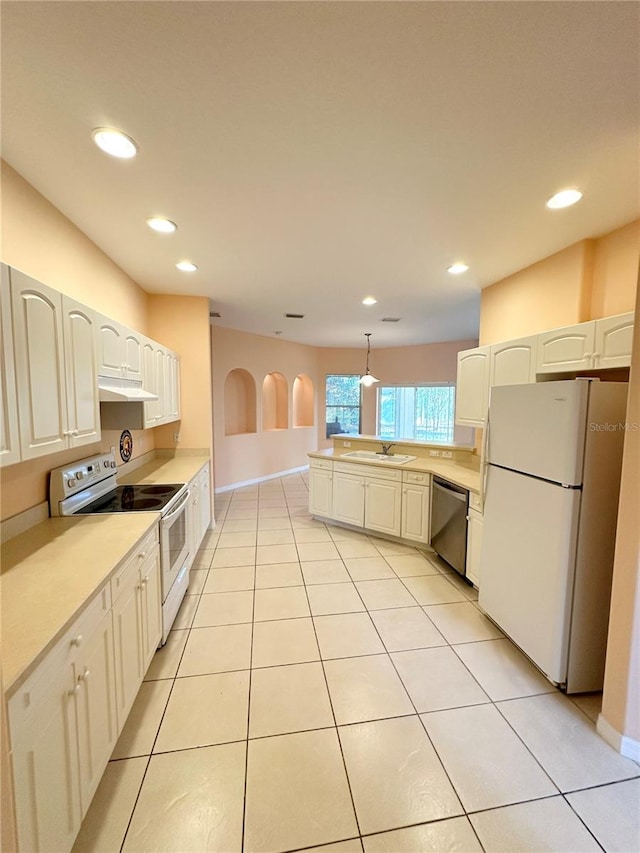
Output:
top-left (359, 333), bottom-right (379, 386)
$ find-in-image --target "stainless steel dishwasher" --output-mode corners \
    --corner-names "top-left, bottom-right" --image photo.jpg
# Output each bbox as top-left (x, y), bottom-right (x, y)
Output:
top-left (430, 476), bottom-right (469, 577)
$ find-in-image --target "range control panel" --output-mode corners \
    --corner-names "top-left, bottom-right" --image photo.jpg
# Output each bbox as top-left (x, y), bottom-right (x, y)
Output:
top-left (50, 451), bottom-right (118, 500)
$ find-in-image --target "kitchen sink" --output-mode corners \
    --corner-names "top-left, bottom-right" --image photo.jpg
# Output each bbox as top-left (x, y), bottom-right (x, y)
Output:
top-left (341, 450), bottom-right (416, 464)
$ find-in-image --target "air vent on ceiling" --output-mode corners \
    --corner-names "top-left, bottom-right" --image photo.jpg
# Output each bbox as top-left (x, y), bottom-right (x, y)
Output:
top-left (381, 317), bottom-right (401, 323)
top-left (284, 313), bottom-right (305, 319)
top-left (210, 312), bottom-right (221, 318)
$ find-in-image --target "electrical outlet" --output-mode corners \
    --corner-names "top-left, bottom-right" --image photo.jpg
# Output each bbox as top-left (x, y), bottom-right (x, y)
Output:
top-left (173, 432), bottom-right (180, 442)
top-left (110, 445), bottom-right (116, 457)
top-left (441, 451), bottom-right (453, 458)
top-left (429, 450), bottom-right (440, 457)
top-left (343, 441), bottom-right (351, 447)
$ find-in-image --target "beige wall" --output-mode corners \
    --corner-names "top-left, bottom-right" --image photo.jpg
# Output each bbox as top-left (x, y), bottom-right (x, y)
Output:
top-left (601, 269), bottom-right (640, 745)
top-left (479, 221), bottom-right (639, 346)
top-left (148, 295), bottom-right (213, 454)
top-left (1, 162), bottom-right (148, 330)
top-left (211, 326), bottom-right (319, 489)
top-left (318, 340), bottom-right (478, 450)
top-left (0, 166), bottom-right (213, 521)
top-left (590, 220), bottom-right (640, 320)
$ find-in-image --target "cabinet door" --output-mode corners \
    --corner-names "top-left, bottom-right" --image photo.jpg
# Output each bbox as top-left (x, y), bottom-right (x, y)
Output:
top-left (455, 346), bottom-right (491, 427)
top-left (536, 321), bottom-right (595, 373)
top-left (164, 350), bottom-right (181, 422)
top-left (154, 345), bottom-right (167, 424)
top-left (124, 328), bottom-right (143, 381)
top-left (309, 468), bottom-right (333, 517)
top-left (199, 465), bottom-right (211, 542)
top-left (0, 264), bottom-right (20, 466)
top-left (593, 312), bottom-right (634, 369)
top-left (188, 479), bottom-right (201, 561)
top-left (401, 484), bottom-right (430, 543)
top-left (97, 316), bottom-right (125, 379)
top-left (489, 335), bottom-right (538, 387)
top-left (10, 268), bottom-right (69, 459)
top-left (112, 574), bottom-right (144, 724)
top-left (74, 608), bottom-right (118, 812)
top-left (365, 478), bottom-right (402, 537)
top-left (62, 297), bottom-right (101, 448)
top-left (9, 670), bottom-right (81, 853)
top-left (332, 472), bottom-right (365, 527)
top-left (140, 551), bottom-right (162, 672)
top-left (142, 339), bottom-right (158, 427)
top-left (466, 508), bottom-right (484, 588)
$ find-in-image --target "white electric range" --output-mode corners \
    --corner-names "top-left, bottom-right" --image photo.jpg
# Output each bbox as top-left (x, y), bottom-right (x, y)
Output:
top-left (49, 451), bottom-right (191, 643)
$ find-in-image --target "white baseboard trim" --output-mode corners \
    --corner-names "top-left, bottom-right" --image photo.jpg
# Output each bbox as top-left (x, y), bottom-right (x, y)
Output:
top-left (597, 712), bottom-right (640, 761)
top-left (215, 465), bottom-right (309, 493)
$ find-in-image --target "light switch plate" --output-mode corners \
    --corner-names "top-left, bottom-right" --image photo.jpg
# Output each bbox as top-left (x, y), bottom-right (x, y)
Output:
top-left (429, 450), bottom-right (440, 457)
top-left (441, 451), bottom-right (453, 458)
top-left (343, 441), bottom-right (351, 447)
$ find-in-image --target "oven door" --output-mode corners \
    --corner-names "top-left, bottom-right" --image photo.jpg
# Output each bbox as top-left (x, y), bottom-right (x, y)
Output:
top-left (159, 489), bottom-right (191, 601)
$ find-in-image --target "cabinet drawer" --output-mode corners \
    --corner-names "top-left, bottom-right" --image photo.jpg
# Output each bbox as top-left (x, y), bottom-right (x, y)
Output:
top-left (403, 471), bottom-right (430, 486)
top-left (111, 530), bottom-right (158, 603)
top-left (469, 492), bottom-right (483, 512)
top-left (309, 457), bottom-right (333, 471)
top-left (8, 583), bottom-right (111, 720)
top-left (334, 461), bottom-right (402, 481)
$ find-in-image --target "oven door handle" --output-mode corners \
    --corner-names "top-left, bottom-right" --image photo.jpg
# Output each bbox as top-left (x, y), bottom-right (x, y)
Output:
top-left (162, 489), bottom-right (190, 523)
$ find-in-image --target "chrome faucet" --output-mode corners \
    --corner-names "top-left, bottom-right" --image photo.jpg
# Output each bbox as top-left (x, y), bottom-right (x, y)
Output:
top-left (379, 442), bottom-right (395, 455)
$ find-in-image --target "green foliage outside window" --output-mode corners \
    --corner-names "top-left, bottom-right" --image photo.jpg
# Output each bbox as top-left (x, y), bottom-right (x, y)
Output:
top-left (325, 375), bottom-right (361, 437)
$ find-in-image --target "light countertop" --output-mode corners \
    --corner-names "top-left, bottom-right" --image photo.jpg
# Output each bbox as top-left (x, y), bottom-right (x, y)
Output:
top-left (309, 449), bottom-right (481, 493)
top-left (119, 454), bottom-right (209, 486)
top-left (1, 513), bottom-right (159, 695)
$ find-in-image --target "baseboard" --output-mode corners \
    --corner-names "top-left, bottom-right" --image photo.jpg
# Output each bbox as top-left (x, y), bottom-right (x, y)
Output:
top-left (597, 712), bottom-right (640, 761)
top-left (215, 465), bottom-right (309, 493)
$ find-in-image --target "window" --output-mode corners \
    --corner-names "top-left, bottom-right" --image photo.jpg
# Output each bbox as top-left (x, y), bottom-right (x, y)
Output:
top-left (325, 374), bottom-right (361, 438)
top-left (377, 384), bottom-right (456, 443)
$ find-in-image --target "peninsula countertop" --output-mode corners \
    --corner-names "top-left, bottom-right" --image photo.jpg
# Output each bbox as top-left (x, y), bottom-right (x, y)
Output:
top-left (308, 448), bottom-right (481, 494)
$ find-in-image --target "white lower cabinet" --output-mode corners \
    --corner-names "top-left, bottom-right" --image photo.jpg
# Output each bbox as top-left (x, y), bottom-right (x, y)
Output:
top-left (466, 506), bottom-right (484, 588)
top-left (331, 463), bottom-right (402, 537)
top-left (8, 526), bottom-right (161, 853)
top-left (332, 471), bottom-right (365, 527)
top-left (401, 471), bottom-right (431, 544)
top-left (308, 459), bottom-right (334, 517)
top-left (365, 478), bottom-right (402, 537)
top-left (187, 463), bottom-right (212, 563)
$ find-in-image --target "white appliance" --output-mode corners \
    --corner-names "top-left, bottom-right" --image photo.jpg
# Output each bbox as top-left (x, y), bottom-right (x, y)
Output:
top-left (479, 379), bottom-right (628, 693)
top-left (49, 452), bottom-right (191, 643)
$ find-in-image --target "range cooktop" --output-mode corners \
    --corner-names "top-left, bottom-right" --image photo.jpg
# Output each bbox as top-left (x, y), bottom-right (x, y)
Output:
top-left (75, 484), bottom-right (184, 514)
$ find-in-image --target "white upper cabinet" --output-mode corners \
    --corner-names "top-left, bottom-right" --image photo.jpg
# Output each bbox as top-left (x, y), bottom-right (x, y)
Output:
top-left (97, 316), bottom-right (143, 381)
top-left (164, 350), bottom-right (181, 422)
top-left (10, 269), bottom-right (70, 459)
top-left (0, 264), bottom-right (20, 467)
top-left (593, 312), bottom-right (635, 369)
top-left (62, 297), bottom-right (101, 448)
top-left (142, 338), bottom-right (158, 427)
top-left (489, 335), bottom-right (538, 387)
top-left (455, 345), bottom-right (491, 427)
top-left (536, 321), bottom-right (596, 373)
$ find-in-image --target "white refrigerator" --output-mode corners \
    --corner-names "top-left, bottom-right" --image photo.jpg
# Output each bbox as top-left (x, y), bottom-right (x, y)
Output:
top-left (478, 379), bottom-right (628, 693)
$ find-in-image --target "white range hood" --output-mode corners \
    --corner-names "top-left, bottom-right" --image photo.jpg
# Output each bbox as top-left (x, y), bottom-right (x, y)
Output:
top-left (98, 376), bottom-right (158, 402)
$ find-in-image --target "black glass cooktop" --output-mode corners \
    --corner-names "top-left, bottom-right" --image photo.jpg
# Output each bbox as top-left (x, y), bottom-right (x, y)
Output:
top-left (76, 484), bottom-right (183, 514)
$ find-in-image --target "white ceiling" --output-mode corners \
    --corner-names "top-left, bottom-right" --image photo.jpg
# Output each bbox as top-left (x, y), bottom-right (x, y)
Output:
top-left (2, 2), bottom-right (638, 347)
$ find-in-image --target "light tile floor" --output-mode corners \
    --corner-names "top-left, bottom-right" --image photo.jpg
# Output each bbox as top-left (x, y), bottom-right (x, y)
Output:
top-left (73, 473), bottom-right (640, 853)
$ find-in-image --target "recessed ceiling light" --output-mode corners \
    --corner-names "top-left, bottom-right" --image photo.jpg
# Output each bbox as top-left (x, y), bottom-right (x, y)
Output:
top-left (362, 296), bottom-right (377, 306)
top-left (91, 127), bottom-right (138, 159)
top-left (546, 189), bottom-right (583, 209)
top-left (176, 261), bottom-right (198, 272)
top-left (447, 262), bottom-right (469, 275)
top-left (146, 217), bottom-right (177, 233)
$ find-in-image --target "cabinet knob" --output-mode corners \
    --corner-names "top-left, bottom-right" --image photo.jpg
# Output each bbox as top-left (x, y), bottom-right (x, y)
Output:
top-left (138, 550), bottom-right (147, 559)
top-left (68, 684), bottom-right (81, 697)
top-left (584, 352), bottom-right (592, 359)
top-left (78, 669), bottom-right (90, 682)
top-left (141, 577), bottom-right (149, 587)
top-left (70, 634), bottom-right (83, 647)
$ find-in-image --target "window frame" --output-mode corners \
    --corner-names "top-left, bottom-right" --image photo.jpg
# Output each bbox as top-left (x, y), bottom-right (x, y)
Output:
top-left (325, 374), bottom-right (362, 438)
top-left (376, 382), bottom-right (456, 443)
